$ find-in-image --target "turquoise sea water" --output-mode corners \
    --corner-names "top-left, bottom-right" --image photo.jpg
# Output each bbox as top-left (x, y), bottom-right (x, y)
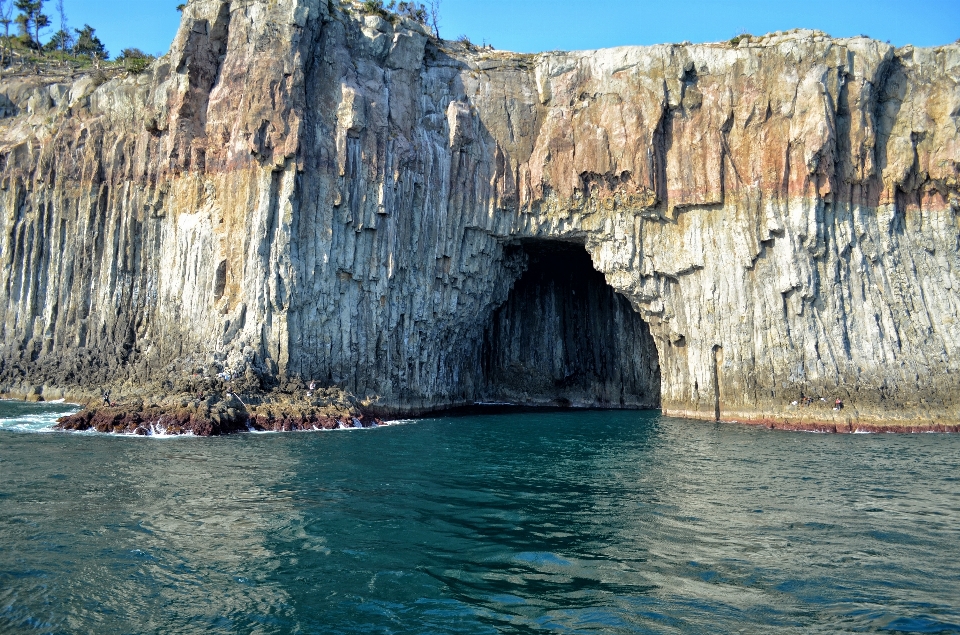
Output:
top-left (1, 402), bottom-right (959, 634)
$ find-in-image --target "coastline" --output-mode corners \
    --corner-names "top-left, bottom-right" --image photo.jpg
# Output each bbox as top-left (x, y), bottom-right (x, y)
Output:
top-left (665, 406), bottom-right (960, 434)
top-left (2, 386), bottom-right (957, 435)
top-left (0, 384), bottom-right (383, 436)
top-left (735, 417), bottom-right (960, 434)
top-left (53, 403), bottom-right (383, 435)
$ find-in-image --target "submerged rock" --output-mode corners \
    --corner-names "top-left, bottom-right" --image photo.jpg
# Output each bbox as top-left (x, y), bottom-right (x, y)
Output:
top-left (0, 3), bottom-right (958, 430)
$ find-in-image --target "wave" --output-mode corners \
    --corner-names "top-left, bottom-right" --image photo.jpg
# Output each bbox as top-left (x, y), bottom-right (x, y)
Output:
top-left (0, 410), bottom-right (79, 433)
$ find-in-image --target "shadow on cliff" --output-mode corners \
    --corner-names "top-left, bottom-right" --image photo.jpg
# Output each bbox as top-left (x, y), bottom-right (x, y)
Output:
top-left (477, 239), bottom-right (661, 410)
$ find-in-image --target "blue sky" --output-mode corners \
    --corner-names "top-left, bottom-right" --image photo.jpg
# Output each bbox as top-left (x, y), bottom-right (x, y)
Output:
top-left (52, 0), bottom-right (960, 59)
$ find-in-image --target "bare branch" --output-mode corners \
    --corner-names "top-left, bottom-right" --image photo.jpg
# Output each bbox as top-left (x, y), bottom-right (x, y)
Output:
top-left (428, 0), bottom-right (440, 39)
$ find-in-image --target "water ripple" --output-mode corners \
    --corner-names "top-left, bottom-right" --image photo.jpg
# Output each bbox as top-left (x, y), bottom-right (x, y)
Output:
top-left (1, 407), bottom-right (959, 633)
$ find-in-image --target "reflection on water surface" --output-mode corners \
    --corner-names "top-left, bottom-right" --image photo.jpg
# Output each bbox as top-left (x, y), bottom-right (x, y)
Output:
top-left (1, 407), bottom-right (959, 634)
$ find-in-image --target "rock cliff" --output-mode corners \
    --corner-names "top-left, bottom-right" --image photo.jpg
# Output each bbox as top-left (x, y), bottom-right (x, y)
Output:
top-left (1, 0), bottom-right (959, 430)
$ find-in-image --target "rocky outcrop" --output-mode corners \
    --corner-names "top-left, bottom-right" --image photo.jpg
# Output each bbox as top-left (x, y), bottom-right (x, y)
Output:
top-left (1, 0), bottom-right (958, 430)
top-left (55, 393), bottom-right (383, 436)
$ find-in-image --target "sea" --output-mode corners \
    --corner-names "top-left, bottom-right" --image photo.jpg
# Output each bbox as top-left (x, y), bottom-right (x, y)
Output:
top-left (1, 400), bottom-right (959, 634)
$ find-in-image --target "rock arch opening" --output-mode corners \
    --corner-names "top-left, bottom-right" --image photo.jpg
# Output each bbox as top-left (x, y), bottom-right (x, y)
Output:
top-left (479, 240), bottom-right (661, 409)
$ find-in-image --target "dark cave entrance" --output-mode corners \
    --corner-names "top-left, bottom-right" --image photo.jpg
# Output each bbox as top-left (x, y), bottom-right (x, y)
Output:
top-left (479, 240), bottom-right (661, 409)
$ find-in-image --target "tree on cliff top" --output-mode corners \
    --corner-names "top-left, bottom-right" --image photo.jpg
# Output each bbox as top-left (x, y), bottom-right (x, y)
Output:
top-left (14, 0), bottom-right (49, 52)
top-left (43, 26), bottom-right (71, 51)
top-left (361, 0), bottom-right (438, 35)
top-left (395, 2), bottom-right (426, 23)
top-left (0, 0), bottom-right (13, 65)
top-left (427, 0), bottom-right (439, 38)
top-left (51, 0), bottom-right (68, 52)
top-left (73, 23), bottom-right (106, 59)
top-left (116, 46), bottom-right (154, 73)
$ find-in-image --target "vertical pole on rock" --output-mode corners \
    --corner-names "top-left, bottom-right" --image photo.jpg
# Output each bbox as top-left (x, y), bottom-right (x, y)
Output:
top-left (712, 345), bottom-right (722, 422)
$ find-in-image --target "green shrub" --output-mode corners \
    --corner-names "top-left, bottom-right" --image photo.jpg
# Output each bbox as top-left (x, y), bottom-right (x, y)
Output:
top-left (729, 33), bottom-right (752, 46)
top-left (359, 0), bottom-right (430, 26)
top-left (361, 0), bottom-right (389, 18)
top-left (117, 47), bottom-right (154, 74)
top-left (395, 1), bottom-right (426, 22)
top-left (125, 56), bottom-right (151, 74)
top-left (73, 24), bottom-right (108, 59)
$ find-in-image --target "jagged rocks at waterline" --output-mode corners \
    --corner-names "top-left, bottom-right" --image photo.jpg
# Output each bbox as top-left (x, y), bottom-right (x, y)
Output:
top-left (51, 384), bottom-right (383, 436)
top-left (55, 405), bottom-right (382, 436)
top-left (1, 0), bottom-right (959, 432)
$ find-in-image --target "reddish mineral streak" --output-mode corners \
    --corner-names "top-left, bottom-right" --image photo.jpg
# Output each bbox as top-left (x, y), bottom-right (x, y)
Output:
top-left (736, 420), bottom-right (960, 434)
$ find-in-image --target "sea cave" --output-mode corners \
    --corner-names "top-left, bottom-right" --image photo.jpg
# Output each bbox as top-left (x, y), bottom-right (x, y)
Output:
top-left (478, 240), bottom-right (661, 410)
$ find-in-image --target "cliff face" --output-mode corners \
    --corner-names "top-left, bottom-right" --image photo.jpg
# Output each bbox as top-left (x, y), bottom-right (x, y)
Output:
top-left (1, 0), bottom-right (959, 427)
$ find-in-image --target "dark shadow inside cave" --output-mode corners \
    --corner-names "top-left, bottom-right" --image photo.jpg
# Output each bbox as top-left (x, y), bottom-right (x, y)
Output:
top-left (479, 240), bottom-right (661, 409)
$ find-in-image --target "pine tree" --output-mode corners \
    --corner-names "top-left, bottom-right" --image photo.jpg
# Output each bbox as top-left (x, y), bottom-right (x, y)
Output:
top-left (14, 0), bottom-right (48, 53)
top-left (0, 0), bottom-right (12, 66)
top-left (14, 0), bottom-right (50, 51)
top-left (43, 27), bottom-right (70, 51)
top-left (73, 23), bottom-right (106, 59)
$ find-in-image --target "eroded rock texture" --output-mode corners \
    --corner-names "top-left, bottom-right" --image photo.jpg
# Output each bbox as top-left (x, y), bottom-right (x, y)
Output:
top-left (1, 0), bottom-right (959, 427)
top-left (480, 242), bottom-right (660, 408)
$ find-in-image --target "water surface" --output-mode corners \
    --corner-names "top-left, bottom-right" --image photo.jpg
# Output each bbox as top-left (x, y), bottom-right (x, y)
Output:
top-left (1, 404), bottom-right (959, 634)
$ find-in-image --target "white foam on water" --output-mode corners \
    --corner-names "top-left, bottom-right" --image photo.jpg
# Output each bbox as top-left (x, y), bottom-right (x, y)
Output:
top-left (245, 422), bottom-right (389, 434)
top-left (0, 399), bottom-right (405, 436)
top-left (0, 407), bottom-right (80, 433)
top-left (126, 418), bottom-right (193, 439)
top-left (146, 419), bottom-right (172, 437)
top-left (381, 418), bottom-right (418, 426)
top-left (0, 414), bottom-right (60, 433)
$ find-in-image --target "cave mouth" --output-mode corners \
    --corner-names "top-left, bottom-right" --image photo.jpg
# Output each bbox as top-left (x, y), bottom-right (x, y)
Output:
top-left (479, 240), bottom-right (661, 409)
